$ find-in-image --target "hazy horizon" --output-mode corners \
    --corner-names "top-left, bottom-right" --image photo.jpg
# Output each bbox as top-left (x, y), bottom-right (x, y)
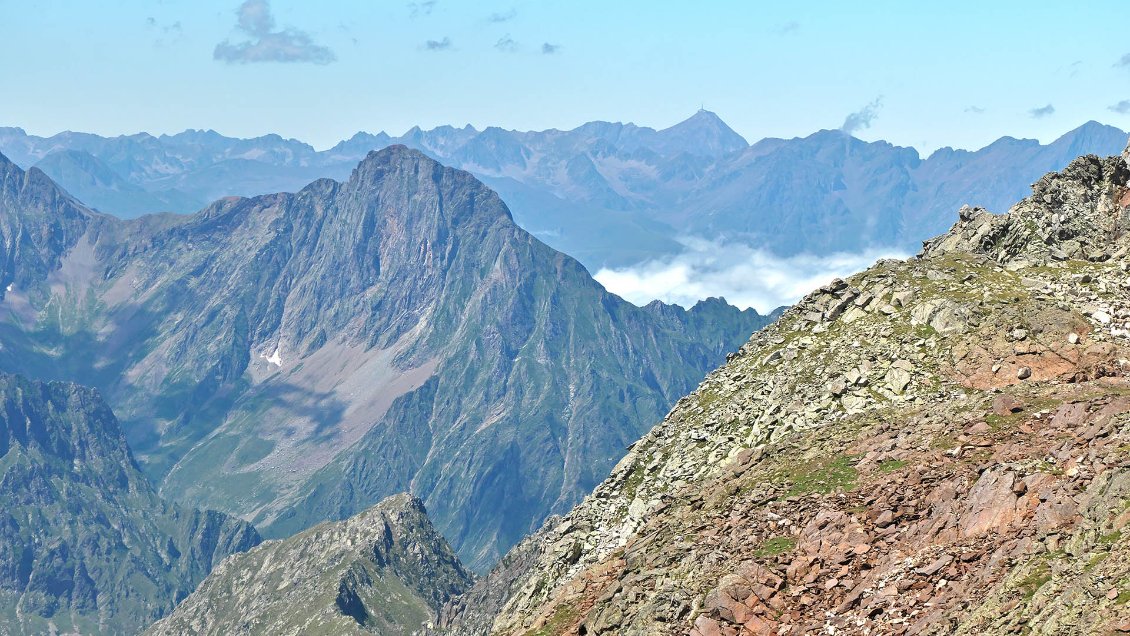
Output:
top-left (4, 1), bottom-right (1130, 153)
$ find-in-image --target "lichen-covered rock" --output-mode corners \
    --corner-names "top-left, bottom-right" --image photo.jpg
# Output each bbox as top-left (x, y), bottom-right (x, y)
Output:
top-left (438, 146), bottom-right (1130, 634)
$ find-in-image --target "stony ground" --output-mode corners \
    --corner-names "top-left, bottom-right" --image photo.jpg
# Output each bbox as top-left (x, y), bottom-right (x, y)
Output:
top-left (438, 152), bottom-right (1130, 634)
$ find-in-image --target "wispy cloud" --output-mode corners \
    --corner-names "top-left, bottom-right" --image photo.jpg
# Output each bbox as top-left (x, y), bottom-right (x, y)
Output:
top-left (1028, 104), bottom-right (1055, 119)
top-left (1116, 53), bottom-right (1130, 69)
top-left (214, 0), bottom-right (335, 65)
top-left (146, 16), bottom-right (184, 46)
top-left (964, 105), bottom-right (986, 114)
top-left (841, 97), bottom-right (882, 134)
top-left (593, 237), bottom-right (906, 313)
top-left (488, 8), bottom-right (517, 23)
top-left (776, 21), bottom-right (800, 35)
top-left (1109, 100), bottom-right (1130, 115)
top-left (409, 1), bottom-right (437, 17)
top-left (541, 42), bottom-right (561, 54)
top-left (425, 37), bottom-right (452, 51)
top-left (495, 35), bottom-right (518, 52)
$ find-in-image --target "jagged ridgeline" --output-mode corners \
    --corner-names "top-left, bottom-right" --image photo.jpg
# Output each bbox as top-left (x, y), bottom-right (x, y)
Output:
top-left (3, 117), bottom-right (1126, 271)
top-left (0, 372), bottom-right (259, 635)
top-left (438, 150), bottom-right (1130, 633)
top-left (0, 147), bottom-right (773, 572)
top-left (147, 494), bottom-right (472, 636)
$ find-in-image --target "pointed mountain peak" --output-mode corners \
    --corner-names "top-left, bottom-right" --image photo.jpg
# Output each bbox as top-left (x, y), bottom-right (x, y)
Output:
top-left (687, 108), bottom-right (725, 123)
top-left (1053, 120), bottom-right (1128, 148)
top-left (345, 145), bottom-right (513, 224)
top-left (353, 144), bottom-right (435, 174)
top-left (657, 110), bottom-right (748, 156)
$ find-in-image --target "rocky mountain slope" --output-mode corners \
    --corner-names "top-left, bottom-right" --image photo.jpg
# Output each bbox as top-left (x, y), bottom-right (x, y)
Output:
top-left (0, 372), bottom-right (260, 635)
top-left (148, 493), bottom-right (471, 636)
top-left (0, 146), bottom-right (771, 572)
top-left (2, 117), bottom-right (1124, 270)
top-left (437, 148), bottom-right (1130, 633)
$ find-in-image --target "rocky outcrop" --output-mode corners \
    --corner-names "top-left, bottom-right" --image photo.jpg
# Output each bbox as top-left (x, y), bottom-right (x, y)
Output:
top-left (438, 149), bottom-right (1130, 634)
top-left (0, 372), bottom-right (260, 635)
top-left (148, 494), bottom-right (473, 636)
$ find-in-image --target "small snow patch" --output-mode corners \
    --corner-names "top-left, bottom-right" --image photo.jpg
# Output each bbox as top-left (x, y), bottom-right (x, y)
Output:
top-left (262, 346), bottom-right (283, 367)
top-left (5, 284), bottom-right (12, 292)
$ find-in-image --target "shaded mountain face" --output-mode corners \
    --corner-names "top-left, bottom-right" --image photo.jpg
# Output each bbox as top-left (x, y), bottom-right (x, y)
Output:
top-left (0, 146), bottom-right (772, 572)
top-left (148, 494), bottom-right (472, 636)
top-left (0, 372), bottom-right (260, 635)
top-left (438, 150), bottom-right (1130, 634)
top-left (1, 118), bottom-right (1125, 270)
top-left (33, 150), bottom-right (204, 217)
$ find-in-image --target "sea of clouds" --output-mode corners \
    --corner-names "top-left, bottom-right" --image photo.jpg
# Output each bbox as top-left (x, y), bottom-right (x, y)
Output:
top-left (594, 237), bottom-right (908, 314)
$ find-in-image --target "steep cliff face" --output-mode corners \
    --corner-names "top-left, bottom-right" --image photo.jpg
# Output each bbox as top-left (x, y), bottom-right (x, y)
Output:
top-left (0, 146), bottom-right (772, 572)
top-left (0, 372), bottom-right (260, 635)
top-left (148, 494), bottom-right (472, 636)
top-left (439, 150), bottom-right (1130, 634)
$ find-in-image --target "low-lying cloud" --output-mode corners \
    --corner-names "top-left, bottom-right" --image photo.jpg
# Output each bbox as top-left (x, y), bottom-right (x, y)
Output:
top-left (593, 237), bottom-right (907, 314)
top-left (1109, 100), bottom-right (1130, 115)
top-left (425, 37), bottom-right (452, 50)
top-left (542, 42), bottom-right (561, 54)
top-left (1028, 104), bottom-right (1056, 119)
top-left (214, 0), bottom-right (335, 65)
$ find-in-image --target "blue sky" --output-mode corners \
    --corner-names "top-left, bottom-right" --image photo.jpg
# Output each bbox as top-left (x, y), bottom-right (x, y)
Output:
top-left (2, 0), bottom-right (1129, 152)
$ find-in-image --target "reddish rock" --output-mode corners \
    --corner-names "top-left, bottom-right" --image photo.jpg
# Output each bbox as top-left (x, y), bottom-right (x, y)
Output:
top-left (991, 395), bottom-right (1024, 416)
top-left (960, 470), bottom-right (1020, 536)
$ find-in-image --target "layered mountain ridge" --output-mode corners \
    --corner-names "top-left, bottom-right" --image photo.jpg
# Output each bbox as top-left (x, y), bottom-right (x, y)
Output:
top-left (0, 145), bottom-right (772, 572)
top-left (2, 117), bottom-right (1124, 272)
top-left (434, 148), bottom-right (1130, 633)
top-left (0, 372), bottom-right (260, 635)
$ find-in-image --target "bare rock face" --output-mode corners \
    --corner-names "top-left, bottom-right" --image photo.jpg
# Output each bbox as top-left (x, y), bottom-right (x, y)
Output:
top-left (147, 494), bottom-right (472, 636)
top-left (437, 145), bottom-right (1130, 634)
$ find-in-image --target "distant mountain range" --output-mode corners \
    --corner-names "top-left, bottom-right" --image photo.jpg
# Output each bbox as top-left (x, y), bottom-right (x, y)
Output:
top-left (0, 146), bottom-right (773, 575)
top-left (2, 114), bottom-right (1126, 273)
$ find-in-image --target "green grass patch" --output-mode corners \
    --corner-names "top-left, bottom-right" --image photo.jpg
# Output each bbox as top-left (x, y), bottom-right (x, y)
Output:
top-left (754, 536), bottom-right (797, 558)
top-left (697, 387), bottom-right (722, 409)
top-left (1099, 531), bottom-right (1123, 547)
top-left (773, 454), bottom-right (858, 497)
top-left (522, 604), bottom-right (579, 636)
top-left (1085, 552), bottom-right (1109, 571)
top-left (1017, 560), bottom-right (1052, 601)
top-left (930, 434), bottom-right (958, 450)
top-left (878, 459), bottom-right (907, 473)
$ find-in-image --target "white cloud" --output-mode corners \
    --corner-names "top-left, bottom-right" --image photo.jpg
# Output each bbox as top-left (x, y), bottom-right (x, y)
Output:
top-left (214, 0), bottom-right (335, 65)
top-left (593, 237), bottom-right (907, 314)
